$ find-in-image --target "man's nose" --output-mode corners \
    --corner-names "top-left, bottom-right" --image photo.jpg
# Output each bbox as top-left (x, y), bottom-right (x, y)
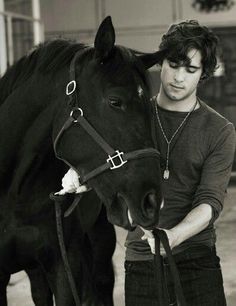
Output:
top-left (174, 67), bottom-right (185, 83)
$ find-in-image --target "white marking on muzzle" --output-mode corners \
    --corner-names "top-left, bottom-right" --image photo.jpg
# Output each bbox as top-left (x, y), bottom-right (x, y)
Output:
top-left (160, 199), bottom-right (164, 210)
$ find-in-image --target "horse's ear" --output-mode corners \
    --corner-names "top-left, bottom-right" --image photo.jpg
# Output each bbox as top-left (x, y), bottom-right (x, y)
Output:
top-left (138, 49), bottom-right (167, 70)
top-left (94, 16), bottom-right (115, 61)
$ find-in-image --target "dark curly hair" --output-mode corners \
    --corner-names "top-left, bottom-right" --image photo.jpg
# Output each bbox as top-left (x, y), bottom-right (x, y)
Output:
top-left (159, 20), bottom-right (219, 81)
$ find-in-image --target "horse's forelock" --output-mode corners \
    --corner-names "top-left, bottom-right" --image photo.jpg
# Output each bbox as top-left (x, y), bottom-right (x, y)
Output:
top-left (95, 45), bottom-right (149, 93)
top-left (114, 46), bottom-right (151, 104)
top-left (116, 46), bottom-right (150, 87)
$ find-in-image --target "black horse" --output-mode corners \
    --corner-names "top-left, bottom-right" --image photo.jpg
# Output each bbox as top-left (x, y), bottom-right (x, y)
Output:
top-left (0, 17), bottom-right (164, 305)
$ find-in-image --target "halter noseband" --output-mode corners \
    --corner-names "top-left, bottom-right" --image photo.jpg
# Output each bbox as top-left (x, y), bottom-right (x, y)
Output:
top-left (53, 48), bottom-right (160, 185)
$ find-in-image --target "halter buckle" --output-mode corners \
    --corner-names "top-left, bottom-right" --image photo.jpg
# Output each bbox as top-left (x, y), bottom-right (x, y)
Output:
top-left (66, 80), bottom-right (76, 95)
top-left (107, 150), bottom-right (127, 170)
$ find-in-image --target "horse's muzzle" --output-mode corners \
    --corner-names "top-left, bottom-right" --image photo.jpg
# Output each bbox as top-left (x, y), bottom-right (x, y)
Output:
top-left (108, 190), bottom-right (160, 230)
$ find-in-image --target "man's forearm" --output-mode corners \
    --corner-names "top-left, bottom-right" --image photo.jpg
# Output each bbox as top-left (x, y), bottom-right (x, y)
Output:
top-left (165, 203), bottom-right (212, 249)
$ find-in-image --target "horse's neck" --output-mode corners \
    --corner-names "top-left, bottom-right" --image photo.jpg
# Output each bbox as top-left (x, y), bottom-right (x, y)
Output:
top-left (0, 76), bottom-right (58, 191)
top-left (9, 105), bottom-right (64, 197)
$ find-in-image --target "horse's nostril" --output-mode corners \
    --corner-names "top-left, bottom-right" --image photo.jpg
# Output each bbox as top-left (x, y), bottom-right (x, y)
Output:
top-left (142, 192), bottom-right (157, 219)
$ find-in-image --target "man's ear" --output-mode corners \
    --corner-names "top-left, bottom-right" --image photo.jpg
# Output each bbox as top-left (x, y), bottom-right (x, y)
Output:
top-left (94, 16), bottom-right (115, 61)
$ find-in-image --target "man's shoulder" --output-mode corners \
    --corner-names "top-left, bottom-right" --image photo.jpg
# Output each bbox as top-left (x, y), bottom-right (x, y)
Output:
top-left (199, 99), bottom-right (234, 131)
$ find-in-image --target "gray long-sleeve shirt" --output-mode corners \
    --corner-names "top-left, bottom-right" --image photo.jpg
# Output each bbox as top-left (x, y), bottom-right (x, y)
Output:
top-left (125, 99), bottom-right (236, 260)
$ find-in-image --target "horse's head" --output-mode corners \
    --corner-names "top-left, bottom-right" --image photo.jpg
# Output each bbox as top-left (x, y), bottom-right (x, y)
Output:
top-left (53, 17), bottom-right (165, 230)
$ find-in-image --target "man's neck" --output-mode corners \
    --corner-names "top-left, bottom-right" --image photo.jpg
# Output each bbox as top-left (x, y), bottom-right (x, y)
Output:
top-left (157, 90), bottom-right (199, 112)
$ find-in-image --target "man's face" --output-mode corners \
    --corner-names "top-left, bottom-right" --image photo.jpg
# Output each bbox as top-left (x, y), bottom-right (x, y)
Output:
top-left (160, 48), bottom-right (203, 102)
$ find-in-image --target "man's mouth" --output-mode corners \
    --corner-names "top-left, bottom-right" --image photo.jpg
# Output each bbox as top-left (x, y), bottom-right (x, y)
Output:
top-left (170, 84), bottom-right (184, 89)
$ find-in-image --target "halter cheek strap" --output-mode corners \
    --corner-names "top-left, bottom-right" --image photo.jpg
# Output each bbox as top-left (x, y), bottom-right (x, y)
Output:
top-left (53, 48), bottom-right (160, 184)
top-left (53, 107), bottom-right (160, 185)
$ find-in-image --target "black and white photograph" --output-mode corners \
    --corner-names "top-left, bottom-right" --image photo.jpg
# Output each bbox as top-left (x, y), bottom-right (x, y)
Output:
top-left (0, 0), bottom-right (236, 305)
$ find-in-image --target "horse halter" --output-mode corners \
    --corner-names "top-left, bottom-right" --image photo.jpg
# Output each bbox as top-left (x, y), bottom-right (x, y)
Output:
top-left (53, 48), bottom-right (160, 185)
top-left (51, 49), bottom-right (186, 306)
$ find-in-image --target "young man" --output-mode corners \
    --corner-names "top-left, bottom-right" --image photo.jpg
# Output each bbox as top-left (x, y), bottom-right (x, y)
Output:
top-left (125, 20), bottom-right (236, 305)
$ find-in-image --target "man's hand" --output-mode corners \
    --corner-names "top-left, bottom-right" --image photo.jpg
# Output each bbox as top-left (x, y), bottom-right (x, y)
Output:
top-left (141, 227), bottom-right (156, 254)
top-left (140, 204), bottom-right (212, 254)
top-left (141, 227), bottom-right (178, 255)
top-left (161, 228), bottom-right (179, 249)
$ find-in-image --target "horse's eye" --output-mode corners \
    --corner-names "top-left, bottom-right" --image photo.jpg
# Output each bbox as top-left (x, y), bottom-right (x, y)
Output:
top-left (109, 98), bottom-right (122, 109)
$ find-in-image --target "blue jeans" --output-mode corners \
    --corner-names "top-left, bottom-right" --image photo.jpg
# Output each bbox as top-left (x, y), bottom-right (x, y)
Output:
top-left (125, 246), bottom-right (226, 306)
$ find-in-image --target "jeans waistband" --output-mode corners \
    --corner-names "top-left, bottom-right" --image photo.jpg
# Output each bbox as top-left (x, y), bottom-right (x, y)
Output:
top-left (163, 245), bottom-right (216, 264)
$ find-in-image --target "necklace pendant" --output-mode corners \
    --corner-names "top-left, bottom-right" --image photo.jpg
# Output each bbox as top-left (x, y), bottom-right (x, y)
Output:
top-left (163, 169), bottom-right (169, 180)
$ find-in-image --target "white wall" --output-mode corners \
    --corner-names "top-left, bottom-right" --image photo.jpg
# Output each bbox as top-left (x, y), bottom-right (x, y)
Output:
top-left (40, 0), bottom-right (236, 51)
top-left (40, 0), bottom-right (97, 31)
top-left (0, 0), bottom-right (7, 75)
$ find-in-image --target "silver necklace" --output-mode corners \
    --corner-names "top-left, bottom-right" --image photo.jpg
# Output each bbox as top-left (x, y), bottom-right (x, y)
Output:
top-left (155, 98), bottom-right (198, 180)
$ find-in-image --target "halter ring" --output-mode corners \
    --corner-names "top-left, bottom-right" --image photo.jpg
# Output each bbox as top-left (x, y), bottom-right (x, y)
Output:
top-left (66, 80), bottom-right (77, 95)
top-left (70, 108), bottom-right (83, 122)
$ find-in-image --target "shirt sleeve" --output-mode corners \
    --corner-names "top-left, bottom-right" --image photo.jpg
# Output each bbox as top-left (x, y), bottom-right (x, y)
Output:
top-left (192, 122), bottom-right (236, 224)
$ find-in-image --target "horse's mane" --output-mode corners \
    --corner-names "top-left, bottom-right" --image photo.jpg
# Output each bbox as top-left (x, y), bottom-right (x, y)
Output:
top-left (0, 39), bottom-right (150, 106)
top-left (0, 39), bottom-right (89, 105)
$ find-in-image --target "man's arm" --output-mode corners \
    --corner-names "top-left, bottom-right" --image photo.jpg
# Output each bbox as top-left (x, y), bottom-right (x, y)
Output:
top-left (165, 123), bottom-right (235, 249)
top-left (141, 203), bottom-right (212, 253)
top-left (163, 203), bottom-right (212, 249)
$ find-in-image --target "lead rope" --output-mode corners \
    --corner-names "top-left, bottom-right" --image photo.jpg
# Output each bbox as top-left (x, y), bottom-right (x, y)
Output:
top-left (50, 193), bottom-right (82, 306)
top-left (149, 98), bottom-right (169, 305)
top-left (153, 229), bottom-right (187, 306)
top-left (153, 230), bottom-right (169, 306)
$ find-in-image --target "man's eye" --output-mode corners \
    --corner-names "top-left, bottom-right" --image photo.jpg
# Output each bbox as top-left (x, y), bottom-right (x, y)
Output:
top-left (187, 67), bottom-right (197, 73)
